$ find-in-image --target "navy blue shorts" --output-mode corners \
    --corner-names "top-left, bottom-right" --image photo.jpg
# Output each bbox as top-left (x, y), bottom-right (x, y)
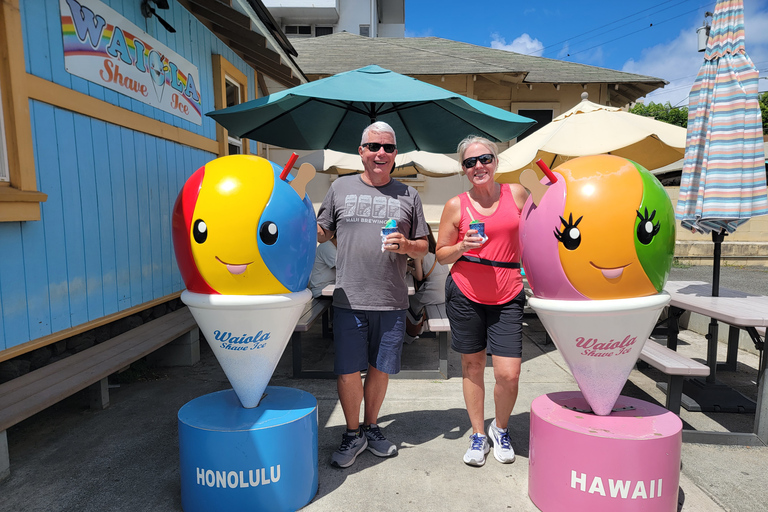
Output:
top-left (445, 274), bottom-right (524, 358)
top-left (333, 307), bottom-right (406, 375)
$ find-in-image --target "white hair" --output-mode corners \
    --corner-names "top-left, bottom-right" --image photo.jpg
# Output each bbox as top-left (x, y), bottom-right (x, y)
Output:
top-left (361, 121), bottom-right (397, 145)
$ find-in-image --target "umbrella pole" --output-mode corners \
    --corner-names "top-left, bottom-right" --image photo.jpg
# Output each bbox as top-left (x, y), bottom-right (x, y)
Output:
top-left (711, 230), bottom-right (724, 297)
top-left (706, 230), bottom-right (726, 383)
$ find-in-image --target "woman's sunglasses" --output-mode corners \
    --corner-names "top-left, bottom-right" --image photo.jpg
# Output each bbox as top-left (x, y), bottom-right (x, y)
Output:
top-left (462, 154), bottom-right (494, 169)
top-left (362, 142), bottom-right (397, 153)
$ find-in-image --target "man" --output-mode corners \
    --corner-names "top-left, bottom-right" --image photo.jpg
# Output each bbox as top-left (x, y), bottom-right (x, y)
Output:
top-left (316, 121), bottom-right (429, 468)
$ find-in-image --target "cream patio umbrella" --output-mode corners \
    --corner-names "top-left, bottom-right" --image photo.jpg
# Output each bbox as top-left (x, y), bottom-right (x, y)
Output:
top-left (495, 93), bottom-right (687, 183)
top-left (297, 149), bottom-right (460, 177)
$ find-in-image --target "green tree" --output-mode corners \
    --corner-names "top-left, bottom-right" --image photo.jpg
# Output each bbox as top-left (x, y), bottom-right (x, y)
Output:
top-left (759, 92), bottom-right (768, 134)
top-left (630, 102), bottom-right (688, 128)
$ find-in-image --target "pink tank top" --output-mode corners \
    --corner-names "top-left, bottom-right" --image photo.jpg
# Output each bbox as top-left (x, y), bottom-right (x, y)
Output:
top-left (451, 184), bottom-right (523, 305)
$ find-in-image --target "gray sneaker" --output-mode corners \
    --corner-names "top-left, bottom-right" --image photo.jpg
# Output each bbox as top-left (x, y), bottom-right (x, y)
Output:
top-left (363, 423), bottom-right (397, 457)
top-left (330, 429), bottom-right (368, 468)
top-left (463, 433), bottom-right (490, 466)
top-left (488, 419), bottom-right (515, 463)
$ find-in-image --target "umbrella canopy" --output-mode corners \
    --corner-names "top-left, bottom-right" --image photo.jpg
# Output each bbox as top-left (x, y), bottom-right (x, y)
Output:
top-left (298, 149), bottom-right (460, 177)
top-left (676, 0), bottom-right (768, 235)
top-left (207, 65), bottom-right (536, 154)
top-left (495, 93), bottom-right (687, 183)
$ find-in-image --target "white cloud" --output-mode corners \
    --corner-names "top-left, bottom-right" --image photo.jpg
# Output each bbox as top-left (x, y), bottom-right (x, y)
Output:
top-left (491, 33), bottom-right (544, 56)
top-left (405, 28), bottom-right (433, 38)
top-left (623, 3), bottom-right (768, 107)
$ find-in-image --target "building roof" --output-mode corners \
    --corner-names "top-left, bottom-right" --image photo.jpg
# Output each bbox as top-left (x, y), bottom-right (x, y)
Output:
top-left (182, 0), bottom-right (305, 87)
top-left (292, 33), bottom-right (667, 103)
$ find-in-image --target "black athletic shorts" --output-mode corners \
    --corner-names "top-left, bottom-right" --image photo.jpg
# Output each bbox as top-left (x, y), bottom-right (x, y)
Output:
top-left (445, 273), bottom-right (524, 358)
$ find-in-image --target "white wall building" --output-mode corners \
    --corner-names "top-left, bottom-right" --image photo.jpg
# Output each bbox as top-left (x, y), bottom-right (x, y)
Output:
top-left (263, 0), bottom-right (404, 38)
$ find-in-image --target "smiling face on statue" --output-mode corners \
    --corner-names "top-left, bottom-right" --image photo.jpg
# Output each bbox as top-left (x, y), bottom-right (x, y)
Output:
top-left (172, 155), bottom-right (316, 295)
top-left (520, 155), bottom-right (676, 300)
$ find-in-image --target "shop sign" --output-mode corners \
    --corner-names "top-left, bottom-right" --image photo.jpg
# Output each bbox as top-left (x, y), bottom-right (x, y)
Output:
top-left (60, 0), bottom-right (202, 125)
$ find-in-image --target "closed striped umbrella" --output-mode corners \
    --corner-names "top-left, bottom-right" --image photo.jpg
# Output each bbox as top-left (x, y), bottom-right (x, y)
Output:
top-left (676, 0), bottom-right (768, 235)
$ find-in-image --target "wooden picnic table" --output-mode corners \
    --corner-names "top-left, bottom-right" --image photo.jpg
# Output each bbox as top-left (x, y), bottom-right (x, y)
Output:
top-left (663, 280), bottom-right (768, 445)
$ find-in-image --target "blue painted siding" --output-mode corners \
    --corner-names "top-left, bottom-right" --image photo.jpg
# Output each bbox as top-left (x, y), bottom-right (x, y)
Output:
top-left (1, 0), bottom-right (260, 350)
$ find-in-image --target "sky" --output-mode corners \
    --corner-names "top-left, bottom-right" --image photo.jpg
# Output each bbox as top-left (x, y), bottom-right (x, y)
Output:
top-left (405, 0), bottom-right (768, 108)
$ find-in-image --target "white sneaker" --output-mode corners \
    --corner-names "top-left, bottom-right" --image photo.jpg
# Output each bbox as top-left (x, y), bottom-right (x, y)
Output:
top-left (463, 433), bottom-right (490, 466)
top-left (488, 419), bottom-right (515, 463)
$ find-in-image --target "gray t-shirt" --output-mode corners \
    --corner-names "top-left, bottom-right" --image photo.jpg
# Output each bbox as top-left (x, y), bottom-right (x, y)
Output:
top-left (317, 175), bottom-right (428, 310)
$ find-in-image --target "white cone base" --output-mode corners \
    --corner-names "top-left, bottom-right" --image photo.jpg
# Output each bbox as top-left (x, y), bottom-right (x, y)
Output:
top-left (182, 289), bottom-right (312, 408)
top-left (528, 293), bottom-right (670, 415)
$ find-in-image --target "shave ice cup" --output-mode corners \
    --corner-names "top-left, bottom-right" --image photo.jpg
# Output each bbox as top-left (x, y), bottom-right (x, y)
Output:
top-left (469, 220), bottom-right (487, 243)
top-left (381, 218), bottom-right (398, 252)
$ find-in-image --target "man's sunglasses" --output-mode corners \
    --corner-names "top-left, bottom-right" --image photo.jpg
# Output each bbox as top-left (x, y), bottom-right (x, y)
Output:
top-left (362, 142), bottom-right (397, 153)
top-left (462, 154), bottom-right (494, 169)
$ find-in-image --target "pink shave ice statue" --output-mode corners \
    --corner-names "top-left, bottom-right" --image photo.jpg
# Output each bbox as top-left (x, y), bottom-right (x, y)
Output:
top-left (519, 155), bottom-right (674, 415)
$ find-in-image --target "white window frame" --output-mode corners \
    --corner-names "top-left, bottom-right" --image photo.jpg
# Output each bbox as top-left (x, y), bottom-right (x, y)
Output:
top-left (225, 75), bottom-right (243, 155)
top-left (0, 73), bottom-right (9, 182)
top-left (284, 25), bottom-right (312, 37)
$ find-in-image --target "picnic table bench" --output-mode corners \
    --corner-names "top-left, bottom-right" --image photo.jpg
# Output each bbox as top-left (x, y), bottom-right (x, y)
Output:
top-left (638, 339), bottom-right (710, 415)
top-left (0, 307), bottom-right (198, 480)
top-left (662, 281), bottom-right (768, 446)
top-left (290, 288), bottom-right (449, 379)
top-left (291, 297), bottom-right (334, 379)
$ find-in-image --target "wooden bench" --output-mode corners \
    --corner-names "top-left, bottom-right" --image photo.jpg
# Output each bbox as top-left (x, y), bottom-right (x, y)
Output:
top-left (0, 306), bottom-right (198, 480)
top-left (290, 297), bottom-right (333, 379)
top-left (638, 339), bottom-right (710, 415)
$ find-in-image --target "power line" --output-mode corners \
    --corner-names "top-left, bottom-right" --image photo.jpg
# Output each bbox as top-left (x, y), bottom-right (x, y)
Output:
top-left (533, 0), bottom-right (708, 58)
top-left (560, 3), bottom-right (714, 60)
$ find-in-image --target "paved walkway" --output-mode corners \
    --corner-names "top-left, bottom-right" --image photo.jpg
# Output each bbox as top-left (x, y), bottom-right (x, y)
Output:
top-left (2, 307), bottom-right (766, 511)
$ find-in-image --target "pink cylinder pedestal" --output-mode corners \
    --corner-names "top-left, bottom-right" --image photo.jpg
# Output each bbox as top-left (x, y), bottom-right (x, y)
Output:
top-left (529, 392), bottom-right (681, 512)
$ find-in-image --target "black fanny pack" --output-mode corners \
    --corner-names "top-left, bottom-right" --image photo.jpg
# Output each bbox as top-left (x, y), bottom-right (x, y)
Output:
top-left (458, 255), bottom-right (521, 269)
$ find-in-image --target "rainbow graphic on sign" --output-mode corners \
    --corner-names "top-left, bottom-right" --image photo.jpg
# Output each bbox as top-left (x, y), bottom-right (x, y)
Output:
top-left (60, 0), bottom-right (202, 124)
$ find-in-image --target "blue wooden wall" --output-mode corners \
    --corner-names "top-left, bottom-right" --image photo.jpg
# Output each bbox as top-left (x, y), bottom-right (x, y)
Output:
top-left (0, 0), bottom-right (257, 350)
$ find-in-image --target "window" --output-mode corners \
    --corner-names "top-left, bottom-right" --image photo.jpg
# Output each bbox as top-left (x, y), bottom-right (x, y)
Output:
top-left (212, 55), bottom-right (249, 157)
top-left (359, 25), bottom-right (370, 37)
top-left (0, 0), bottom-right (47, 221)
top-left (315, 26), bottom-right (333, 37)
top-left (285, 25), bottom-right (312, 36)
top-left (511, 103), bottom-right (560, 144)
top-left (225, 78), bottom-right (242, 155)
top-left (516, 109), bottom-right (553, 141)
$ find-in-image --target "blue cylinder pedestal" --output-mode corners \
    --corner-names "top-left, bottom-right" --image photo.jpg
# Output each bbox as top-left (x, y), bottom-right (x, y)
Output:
top-left (178, 386), bottom-right (318, 512)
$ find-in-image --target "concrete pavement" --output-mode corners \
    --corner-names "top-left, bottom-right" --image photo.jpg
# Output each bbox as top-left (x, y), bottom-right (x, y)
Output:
top-left (1, 320), bottom-right (763, 511)
top-left (1, 264), bottom-right (766, 511)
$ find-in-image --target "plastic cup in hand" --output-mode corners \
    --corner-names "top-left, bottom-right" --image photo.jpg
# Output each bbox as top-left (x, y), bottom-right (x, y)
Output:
top-left (381, 226), bottom-right (398, 252)
top-left (469, 220), bottom-right (487, 243)
top-left (381, 219), bottom-right (398, 252)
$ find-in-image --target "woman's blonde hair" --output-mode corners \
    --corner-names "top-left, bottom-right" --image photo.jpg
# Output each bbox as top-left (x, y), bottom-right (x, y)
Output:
top-left (456, 136), bottom-right (499, 174)
top-left (457, 135), bottom-right (499, 163)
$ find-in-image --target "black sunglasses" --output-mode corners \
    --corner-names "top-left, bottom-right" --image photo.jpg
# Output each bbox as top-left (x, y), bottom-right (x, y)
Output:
top-left (462, 154), bottom-right (495, 169)
top-left (362, 142), bottom-right (397, 153)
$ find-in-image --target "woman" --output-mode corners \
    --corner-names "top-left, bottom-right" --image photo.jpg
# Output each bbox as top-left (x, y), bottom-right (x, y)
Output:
top-left (405, 225), bottom-right (449, 342)
top-left (436, 136), bottom-right (528, 467)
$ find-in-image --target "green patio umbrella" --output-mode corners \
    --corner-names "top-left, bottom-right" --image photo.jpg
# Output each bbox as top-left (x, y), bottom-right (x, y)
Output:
top-left (207, 65), bottom-right (535, 154)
